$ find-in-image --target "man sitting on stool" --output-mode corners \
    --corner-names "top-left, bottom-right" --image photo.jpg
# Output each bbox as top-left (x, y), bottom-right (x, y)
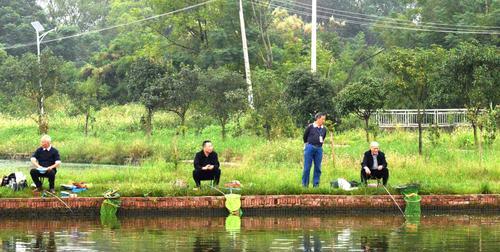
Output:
top-left (193, 140), bottom-right (221, 190)
top-left (361, 141), bottom-right (389, 186)
top-left (30, 135), bottom-right (61, 193)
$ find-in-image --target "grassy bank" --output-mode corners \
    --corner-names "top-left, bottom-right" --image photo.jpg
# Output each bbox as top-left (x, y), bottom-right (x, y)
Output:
top-left (0, 105), bottom-right (498, 197)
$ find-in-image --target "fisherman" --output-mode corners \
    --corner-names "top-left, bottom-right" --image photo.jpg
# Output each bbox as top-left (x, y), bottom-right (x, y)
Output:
top-left (192, 140), bottom-right (221, 190)
top-left (30, 135), bottom-right (61, 193)
top-left (361, 141), bottom-right (389, 186)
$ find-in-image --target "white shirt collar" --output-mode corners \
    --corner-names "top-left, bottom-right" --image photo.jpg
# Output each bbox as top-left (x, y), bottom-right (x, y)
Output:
top-left (313, 123), bottom-right (324, 128)
top-left (43, 146), bottom-right (52, 151)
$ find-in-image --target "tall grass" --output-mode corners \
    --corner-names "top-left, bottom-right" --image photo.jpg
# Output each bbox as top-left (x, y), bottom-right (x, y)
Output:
top-left (0, 105), bottom-right (498, 197)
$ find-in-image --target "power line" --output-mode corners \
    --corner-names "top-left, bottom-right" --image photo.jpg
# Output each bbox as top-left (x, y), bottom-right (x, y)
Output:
top-left (275, 0), bottom-right (498, 32)
top-left (267, 2), bottom-right (500, 34)
top-left (272, 0), bottom-right (500, 30)
top-left (265, 0), bottom-right (499, 33)
top-left (0, 0), bottom-right (217, 51)
top-left (255, 1), bottom-right (500, 34)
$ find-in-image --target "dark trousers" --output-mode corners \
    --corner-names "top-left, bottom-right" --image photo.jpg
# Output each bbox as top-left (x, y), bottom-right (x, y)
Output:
top-left (30, 168), bottom-right (57, 190)
top-left (193, 169), bottom-right (221, 187)
top-left (361, 168), bottom-right (389, 185)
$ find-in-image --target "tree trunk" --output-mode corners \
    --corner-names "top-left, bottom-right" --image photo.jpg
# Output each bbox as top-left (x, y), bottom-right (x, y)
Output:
top-left (37, 96), bottom-right (48, 134)
top-left (330, 126), bottom-right (335, 169)
top-left (364, 116), bottom-right (370, 143)
top-left (180, 110), bottom-right (186, 137)
top-left (84, 110), bottom-right (90, 137)
top-left (250, 0), bottom-right (273, 68)
top-left (145, 107), bottom-right (153, 137)
top-left (417, 108), bottom-right (423, 155)
top-left (472, 121), bottom-right (478, 146)
top-left (221, 121), bottom-right (226, 140)
top-left (478, 126), bottom-right (483, 169)
top-left (264, 122), bottom-right (271, 141)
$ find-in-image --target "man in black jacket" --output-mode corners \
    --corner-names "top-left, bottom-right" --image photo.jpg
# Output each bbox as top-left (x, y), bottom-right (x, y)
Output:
top-left (361, 141), bottom-right (389, 185)
top-left (193, 140), bottom-right (221, 190)
top-left (30, 135), bottom-right (61, 193)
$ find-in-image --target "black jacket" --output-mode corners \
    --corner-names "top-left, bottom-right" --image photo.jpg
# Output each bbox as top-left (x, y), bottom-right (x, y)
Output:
top-left (361, 150), bottom-right (387, 170)
top-left (303, 124), bottom-right (327, 147)
top-left (32, 147), bottom-right (61, 168)
top-left (193, 151), bottom-right (220, 171)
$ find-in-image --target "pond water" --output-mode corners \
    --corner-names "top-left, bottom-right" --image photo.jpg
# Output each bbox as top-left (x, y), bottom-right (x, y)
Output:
top-left (0, 214), bottom-right (498, 251)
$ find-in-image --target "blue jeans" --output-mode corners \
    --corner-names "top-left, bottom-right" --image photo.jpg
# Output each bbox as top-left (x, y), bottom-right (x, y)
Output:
top-left (302, 144), bottom-right (323, 187)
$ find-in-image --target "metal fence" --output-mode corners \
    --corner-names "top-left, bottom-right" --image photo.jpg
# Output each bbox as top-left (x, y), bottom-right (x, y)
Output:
top-left (374, 109), bottom-right (470, 128)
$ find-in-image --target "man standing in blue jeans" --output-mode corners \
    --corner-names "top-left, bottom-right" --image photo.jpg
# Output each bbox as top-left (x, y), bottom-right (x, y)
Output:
top-left (302, 112), bottom-right (327, 187)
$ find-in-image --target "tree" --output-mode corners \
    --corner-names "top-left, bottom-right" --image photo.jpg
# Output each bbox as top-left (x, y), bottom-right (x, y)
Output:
top-left (250, 68), bottom-right (295, 140)
top-left (0, 0), bottom-right (49, 56)
top-left (383, 47), bottom-right (445, 155)
top-left (199, 68), bottom-right (248, 139)
top-left (126, 57), bottom-right (166, 136)
top-left (336, 78), bottom-right (385, 142)
top-left (72, 68), bottom-right (108, 136)
top-left (160, 65), bottom-right (201, 135)
top-left (443, 42), bottom-right (499, 146)
top-left (285, 68), bottom-right (335, 126)
top-left (43, 0), bottom-right (110, 31)
top-left (16, 50), bottom-right (67, 133)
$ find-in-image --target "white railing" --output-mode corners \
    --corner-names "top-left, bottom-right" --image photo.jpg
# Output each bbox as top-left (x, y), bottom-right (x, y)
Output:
top-left (374, 109), bottom-right (470, 128)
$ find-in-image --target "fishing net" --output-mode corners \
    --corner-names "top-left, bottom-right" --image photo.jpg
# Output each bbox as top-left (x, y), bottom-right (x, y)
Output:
top-left (404, 193), bottom-right (421, 217)
top-left (100, 199), bottom-right (121, 229)
top-left (101, 198), bottom-right (121, 216)
top-left (225, 194), bottom-right (241, 213)
top-left (100, 189), bottom-right (121, 228)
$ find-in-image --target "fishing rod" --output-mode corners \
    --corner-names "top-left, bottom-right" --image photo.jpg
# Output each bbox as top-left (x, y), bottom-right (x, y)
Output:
top-left (209, 185), bottom-right (226, 196)
top-left (44, 190), bottom-right (74, 214)
top-left (382, 184), bottom-right (405, 217)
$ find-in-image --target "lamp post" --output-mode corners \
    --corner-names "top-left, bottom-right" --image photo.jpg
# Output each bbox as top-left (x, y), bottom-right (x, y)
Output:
top-left (30, 21), bottom-right (56, 133)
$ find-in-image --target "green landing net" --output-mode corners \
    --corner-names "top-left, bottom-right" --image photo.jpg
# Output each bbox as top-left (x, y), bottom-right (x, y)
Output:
top-left (225, 194), bottom-right (241, 213)
top-left (404, 193), bottom-right (421, 217)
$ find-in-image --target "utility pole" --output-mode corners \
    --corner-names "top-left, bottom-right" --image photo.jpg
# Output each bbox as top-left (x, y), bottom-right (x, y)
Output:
top-left (239, 0), bottom-right (254, 108)
top-left (311, 0), bottom-right (317, 73)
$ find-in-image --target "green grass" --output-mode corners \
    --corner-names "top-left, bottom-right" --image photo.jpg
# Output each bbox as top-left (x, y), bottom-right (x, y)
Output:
top-left (0, 104), bottom-right (498, 198)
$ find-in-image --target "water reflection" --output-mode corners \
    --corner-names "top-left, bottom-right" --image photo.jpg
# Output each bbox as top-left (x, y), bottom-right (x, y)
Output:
top-left (302, 231), bottom-right (322, 252)
top-left (0, 214), bottom-right (497, 251)
top-left (360, 234), bottom-right (388, 252)
top-left (193, 234), bottom-right (220, 252)
top-left (33, 232), bottom-right (57, 252)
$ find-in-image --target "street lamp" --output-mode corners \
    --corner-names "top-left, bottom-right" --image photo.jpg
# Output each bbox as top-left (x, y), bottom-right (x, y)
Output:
top-left (31, 21), bottom-right (56, 63)
top-left (30, 21), bottom-right (56, 132)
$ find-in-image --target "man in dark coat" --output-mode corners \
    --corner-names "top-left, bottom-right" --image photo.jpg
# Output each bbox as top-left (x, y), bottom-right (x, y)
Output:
top-left (361, 141), bottom-right (389, 185)
top-left (193, 140), bottom-right (221, 190)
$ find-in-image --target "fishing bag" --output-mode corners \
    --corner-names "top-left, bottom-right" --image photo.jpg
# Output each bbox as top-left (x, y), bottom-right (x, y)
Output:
top-left (1, 172), bottom-right (27, 191)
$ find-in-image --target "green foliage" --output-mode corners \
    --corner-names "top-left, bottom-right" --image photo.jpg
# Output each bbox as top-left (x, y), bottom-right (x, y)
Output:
top-left (427, 124), bottom-right (441, 147)
top-left (443, 42), bottom-right (499, 145)
top-left (126, 57), bottom-right (166, 135)
top-left (248, 68), bottom-right (295, 139)
top-left (383, 47), bottom-right (446, 154)
top-left (0, 0), bottom-right (48, 56)
top-left (199, 67), bottom-right (248, 139)
top-left (161, 65), bottom-right (201, 131)
top-left (478, 106), bottom-right (498, 146)
top-left (285, 68), bottom-right (335, 126)
top-left (336, 77), bottom-right (385, 142)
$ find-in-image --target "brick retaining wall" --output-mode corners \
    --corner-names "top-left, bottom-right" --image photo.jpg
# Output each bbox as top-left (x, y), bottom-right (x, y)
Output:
top-left (0, 194), bottom-right (497, 216)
